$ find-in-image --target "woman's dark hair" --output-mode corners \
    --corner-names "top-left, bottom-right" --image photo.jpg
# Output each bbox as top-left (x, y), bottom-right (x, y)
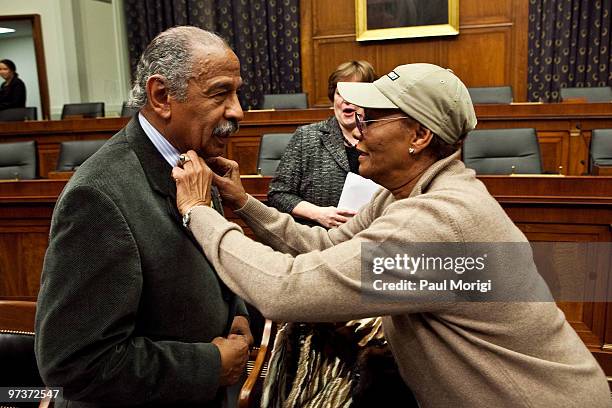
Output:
top-left (427, 134), bottom-right (463, 161)
top-left (0, 59), bottom-right (17, 73)
top-left (327, 60), bottom-right (378, 102)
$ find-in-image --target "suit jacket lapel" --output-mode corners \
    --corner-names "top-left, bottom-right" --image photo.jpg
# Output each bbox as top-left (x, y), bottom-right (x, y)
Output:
top-left (125, 118), bottom-right (176, 198)
top-left (319, 117), bottom-right (350, 173)
top-left (125, 118), bottom-right (236, 315)
top-left (124, 118), bottom-right (203, 246)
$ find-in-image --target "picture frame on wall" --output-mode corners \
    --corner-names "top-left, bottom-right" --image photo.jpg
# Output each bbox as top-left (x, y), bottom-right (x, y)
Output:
top-left (356, 0), bottom-right (459, 42)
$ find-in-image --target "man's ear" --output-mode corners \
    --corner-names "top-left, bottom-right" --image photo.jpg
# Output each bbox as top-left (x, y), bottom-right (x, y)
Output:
top-left (146, 74), bottom-right (171, 119)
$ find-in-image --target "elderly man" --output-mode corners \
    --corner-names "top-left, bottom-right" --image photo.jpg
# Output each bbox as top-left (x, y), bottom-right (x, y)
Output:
top-left (35, 26), bottom-right (251, 407)
top-left (173, 64), bottom-right (610, 407)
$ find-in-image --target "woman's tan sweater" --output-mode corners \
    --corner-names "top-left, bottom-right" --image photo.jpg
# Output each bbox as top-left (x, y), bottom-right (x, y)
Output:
top-left (189, 154), bottom-right (610, 407)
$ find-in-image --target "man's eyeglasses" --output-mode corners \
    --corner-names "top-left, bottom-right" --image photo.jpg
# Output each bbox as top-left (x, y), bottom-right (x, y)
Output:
top-left (355, 113), bottom-right (409, 136)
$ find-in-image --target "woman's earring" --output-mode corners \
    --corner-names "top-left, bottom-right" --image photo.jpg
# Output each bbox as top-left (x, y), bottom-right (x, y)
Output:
top-left (409, 147), bottom-right (415, 154)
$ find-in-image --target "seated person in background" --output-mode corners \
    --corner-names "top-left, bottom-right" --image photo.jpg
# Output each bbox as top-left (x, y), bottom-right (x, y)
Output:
top-left (35, 26), bottom-right (251, 408)
top-left (268, 60), bottom-right (377, 228)
top-left (173, 63), bottom-right (611, 407)
top-left (0, 59), bottom-right (26, 110)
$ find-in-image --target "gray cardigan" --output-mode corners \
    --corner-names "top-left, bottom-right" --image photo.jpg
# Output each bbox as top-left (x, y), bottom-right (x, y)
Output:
top-left (267, 116), bottom-right (351, 215)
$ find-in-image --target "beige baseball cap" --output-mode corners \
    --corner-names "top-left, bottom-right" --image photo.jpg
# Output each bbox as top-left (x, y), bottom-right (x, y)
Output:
top-left (337, 63), bottom-right (477, 144)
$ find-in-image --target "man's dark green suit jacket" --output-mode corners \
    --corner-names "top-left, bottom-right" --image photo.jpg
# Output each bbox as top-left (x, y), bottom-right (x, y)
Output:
top-left (35, 117), bottom-right (247, 407)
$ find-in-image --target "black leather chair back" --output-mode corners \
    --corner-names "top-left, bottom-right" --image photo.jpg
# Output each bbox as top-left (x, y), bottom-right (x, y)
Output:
top-left (257, 133), bottom-right (293, 176)
top-left (61, 102), bottom-right (105, 119)
top-left (120, 102), bottom-right (139, 117)
top-left (262, 93), bottom-right (308, 109)
top-left (0, 333), bottom-right (41, 386)
top-left (0, 107), bottom-right (37, 122)
top-left (56, 140), bottom-right (106, 171)
top-left (463, 128), bottom-right (543, 175)
top-left (0, 301), bottom-right (42, 393)
top-left (590, 129), bottom-right (612, 173)
top-left (467, 86), bottom-right (513, 104)
top-left (0, 141), bottom-right (37, 180)
top-left (560, 86), bottom-right (612, 102)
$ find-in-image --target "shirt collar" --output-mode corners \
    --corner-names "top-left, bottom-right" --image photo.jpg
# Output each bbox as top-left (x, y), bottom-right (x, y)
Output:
top-left (138, 113), bottom-right (181, 167)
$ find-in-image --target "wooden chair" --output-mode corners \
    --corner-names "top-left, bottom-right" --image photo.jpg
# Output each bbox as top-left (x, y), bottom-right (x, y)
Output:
top-left (238, 318), bottom-right (277, 408)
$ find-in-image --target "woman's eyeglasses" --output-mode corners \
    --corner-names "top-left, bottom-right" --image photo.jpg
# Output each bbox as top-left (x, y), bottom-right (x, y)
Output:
top-left (355, 113), bottom-right (409, 136)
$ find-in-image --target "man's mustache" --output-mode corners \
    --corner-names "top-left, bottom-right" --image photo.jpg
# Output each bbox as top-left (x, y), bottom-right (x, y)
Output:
top-left (212, 119), bottom-right (239, 137)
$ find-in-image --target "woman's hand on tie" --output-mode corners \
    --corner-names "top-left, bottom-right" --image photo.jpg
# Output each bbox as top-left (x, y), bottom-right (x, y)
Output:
top-left (206, 156), bottom-right (249, 210)
top-left (172, 150), bottom-right (212, 215)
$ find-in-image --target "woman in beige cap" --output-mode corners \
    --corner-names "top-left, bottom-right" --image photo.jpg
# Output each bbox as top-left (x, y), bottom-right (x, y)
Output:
top-left (173, 64), bottom-right (610, 407)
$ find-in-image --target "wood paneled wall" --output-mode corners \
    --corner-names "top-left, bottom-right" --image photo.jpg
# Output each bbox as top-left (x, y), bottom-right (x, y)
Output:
top-left (2, 177), bottom-right (612, 377)
top-left (300, 0), bottom-right (528, 106)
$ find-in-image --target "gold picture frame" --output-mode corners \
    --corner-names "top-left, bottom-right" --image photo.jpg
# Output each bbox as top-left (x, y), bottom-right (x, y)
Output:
top-left (356, 0), bottom-right (459, 42)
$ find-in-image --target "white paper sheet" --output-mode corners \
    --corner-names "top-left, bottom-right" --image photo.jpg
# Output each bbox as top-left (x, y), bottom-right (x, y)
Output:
top-left (337, 172), bottom-right (382, 212)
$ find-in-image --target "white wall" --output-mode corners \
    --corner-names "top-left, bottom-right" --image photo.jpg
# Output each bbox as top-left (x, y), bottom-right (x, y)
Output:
top-left (0, 36), bottom-right (42, 116)
top-left (73, 0), bottom-right (131, 117)
top-left (2, 0), bottom-right (80, 118)
top-left (1, 0), bottom-right (131, 119)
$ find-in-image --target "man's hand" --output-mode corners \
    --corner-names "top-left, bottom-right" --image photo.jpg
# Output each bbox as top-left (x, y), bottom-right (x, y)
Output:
top-left (230, 315), bottom-right (254, 347)
top-left (212, 335), bottom-right (249, 386)
top-left (206, 157), bottom-right (249, 209)
top-left (172, 150), bottom-right (212, 215)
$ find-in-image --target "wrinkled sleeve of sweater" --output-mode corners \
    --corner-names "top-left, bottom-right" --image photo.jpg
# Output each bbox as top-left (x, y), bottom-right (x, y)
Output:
top-left (188, 194), bottom-right (457, 322)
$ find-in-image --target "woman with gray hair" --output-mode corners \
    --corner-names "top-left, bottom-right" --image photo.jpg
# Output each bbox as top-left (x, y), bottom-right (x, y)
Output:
top-left (173, 64), bottom-right (610, 407)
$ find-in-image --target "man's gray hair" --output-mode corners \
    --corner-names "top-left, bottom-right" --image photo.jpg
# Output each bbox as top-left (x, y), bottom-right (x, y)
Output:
top-left (127, 26), bottom-right (229, 109)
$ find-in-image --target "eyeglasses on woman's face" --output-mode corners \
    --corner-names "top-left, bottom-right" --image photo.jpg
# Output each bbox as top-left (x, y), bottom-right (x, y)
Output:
top-left (354, 112), bottom-right (410, 136)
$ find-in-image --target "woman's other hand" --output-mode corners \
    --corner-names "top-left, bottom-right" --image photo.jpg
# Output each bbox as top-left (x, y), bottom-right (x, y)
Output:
top-left (291, 201), bottom-right (358, 228)
top-left (313, 206), bottom-right (358, 228)
top-left (172, 150), bottom-right (212, 216)
top-left (206, 157), bottom-right (249, 210)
